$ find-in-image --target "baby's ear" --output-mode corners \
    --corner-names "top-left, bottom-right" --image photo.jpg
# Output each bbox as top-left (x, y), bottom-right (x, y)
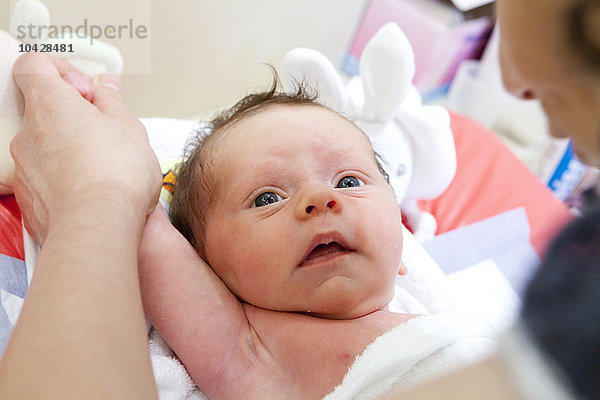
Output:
top-left (398, 261), bottom-right (407, 276)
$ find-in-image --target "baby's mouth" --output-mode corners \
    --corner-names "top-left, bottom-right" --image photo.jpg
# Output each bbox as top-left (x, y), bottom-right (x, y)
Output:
top-left (299, 233), bottom-right (354, 267)
top-left (305, 242), bottom-right (347, 262)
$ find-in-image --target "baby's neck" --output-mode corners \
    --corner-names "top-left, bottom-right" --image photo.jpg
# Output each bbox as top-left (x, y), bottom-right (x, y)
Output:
top-left (236, 304), bottom-right (419, 399)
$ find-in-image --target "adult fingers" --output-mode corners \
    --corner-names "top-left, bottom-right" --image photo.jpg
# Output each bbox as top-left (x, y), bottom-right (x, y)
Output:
top-left (52, 57), bottom-right (85, 77)
top-left (63, 72), bottom-right (95, 102)
top-left (25, 55), bottom-right (94, 101)
top-left (13, 53), bottom-right (91, 111)
top-left (13, 53), bottom-right (68, 97)
top-left (91, 74), bottom-right (133, 120)
top-left (52, 56), bottom-right (96, 101)
top-left (15, 54), bottom-right (130, 119)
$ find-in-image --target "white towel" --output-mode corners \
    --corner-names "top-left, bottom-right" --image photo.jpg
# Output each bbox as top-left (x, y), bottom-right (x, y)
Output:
top-left (149, 328), bottom-right (206, 400)
top-left (389, 227), bottom-right (456, 315)
top-left (323, 312), bottom-right (495, 400)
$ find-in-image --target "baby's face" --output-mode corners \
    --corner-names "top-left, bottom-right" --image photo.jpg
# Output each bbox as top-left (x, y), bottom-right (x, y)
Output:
top-left (203, 104), bottom-right (404, 319)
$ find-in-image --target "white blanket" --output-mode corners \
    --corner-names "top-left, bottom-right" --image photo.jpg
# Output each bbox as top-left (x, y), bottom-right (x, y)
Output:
top-left (324, 312), bottom-right (494, 399)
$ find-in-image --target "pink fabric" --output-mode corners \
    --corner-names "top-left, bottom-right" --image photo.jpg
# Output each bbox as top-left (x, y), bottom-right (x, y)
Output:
top-left (419, 112), bottom-right (573, 258)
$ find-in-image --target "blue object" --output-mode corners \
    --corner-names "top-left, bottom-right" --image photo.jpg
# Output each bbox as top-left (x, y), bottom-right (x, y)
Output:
top-left (548, 141), bottom-right (585, 201)
top-left (0, 255), bottom-right (28, 357)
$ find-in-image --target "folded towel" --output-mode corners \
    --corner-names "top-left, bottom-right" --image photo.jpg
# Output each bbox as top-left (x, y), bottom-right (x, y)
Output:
top-left (323, 312), bottom-right (495, 400)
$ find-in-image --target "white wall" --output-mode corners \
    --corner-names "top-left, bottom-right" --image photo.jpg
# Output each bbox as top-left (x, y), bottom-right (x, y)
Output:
top-left (4, 0), bottom-right (368, 118)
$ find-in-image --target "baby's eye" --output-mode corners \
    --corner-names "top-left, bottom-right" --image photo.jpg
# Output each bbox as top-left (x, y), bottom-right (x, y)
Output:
top-left (253, 192), bottom-right (282, 207)
top-left (336, 176), bottom-right (364, 188)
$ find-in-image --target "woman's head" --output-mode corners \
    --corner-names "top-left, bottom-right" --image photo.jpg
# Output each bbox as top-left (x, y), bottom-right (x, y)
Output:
top-left (496, 0), bottom-right (600, 166)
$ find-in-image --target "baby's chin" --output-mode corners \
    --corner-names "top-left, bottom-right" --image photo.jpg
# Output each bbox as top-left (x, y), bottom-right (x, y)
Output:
top-left (301, 281), bottom-right (397, 320)
top-left (295, 292), bottom-right (394, 320)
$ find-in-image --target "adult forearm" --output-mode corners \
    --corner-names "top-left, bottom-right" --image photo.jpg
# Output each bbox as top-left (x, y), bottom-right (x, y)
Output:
top-left (0, 204), bottom-right (158, 399)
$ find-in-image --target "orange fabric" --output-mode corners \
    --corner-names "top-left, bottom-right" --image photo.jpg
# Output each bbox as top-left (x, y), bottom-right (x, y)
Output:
top-left (419, 112), bottom-right (573, 258)
top-left (0, 195), bottom-right (24, 260)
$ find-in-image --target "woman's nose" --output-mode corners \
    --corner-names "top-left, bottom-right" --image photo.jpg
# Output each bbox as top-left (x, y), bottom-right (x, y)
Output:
top-left (294, 183), bottom-right (342, 220)
top-left (499, 49), bottom-right (537, 101)
top-left (507, 84), bottom-right (537, 101)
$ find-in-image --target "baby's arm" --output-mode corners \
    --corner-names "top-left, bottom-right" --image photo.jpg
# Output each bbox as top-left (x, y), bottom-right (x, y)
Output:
top-left (138, 206), bottom-right (257, 395)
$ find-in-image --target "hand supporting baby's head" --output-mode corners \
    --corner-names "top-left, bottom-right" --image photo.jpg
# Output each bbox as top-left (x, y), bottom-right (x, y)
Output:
top-left (170, 73), bottom-right (406, 320)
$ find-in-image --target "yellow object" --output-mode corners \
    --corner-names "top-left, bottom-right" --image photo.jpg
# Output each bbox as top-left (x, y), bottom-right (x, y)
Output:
top-left (159, 158), bottom-right (181, 205)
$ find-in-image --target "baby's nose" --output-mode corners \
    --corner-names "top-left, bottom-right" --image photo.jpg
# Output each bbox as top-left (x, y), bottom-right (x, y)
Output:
top-left (295, 183), bottom-right (342, 220)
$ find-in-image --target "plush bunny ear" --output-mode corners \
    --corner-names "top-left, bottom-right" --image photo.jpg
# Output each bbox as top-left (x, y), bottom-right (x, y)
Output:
top-left (10, 0), bottom-right (123, 75)
top-left (360, 22), bottom-right (415, 122)
top-left (49, 37), bottom-right (124, 75)
top-left (281, 48), bottom-right (349, 114)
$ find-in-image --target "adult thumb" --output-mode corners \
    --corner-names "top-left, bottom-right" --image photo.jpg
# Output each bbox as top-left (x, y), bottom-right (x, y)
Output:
top-left (13, 53), bottom-right (73, 109)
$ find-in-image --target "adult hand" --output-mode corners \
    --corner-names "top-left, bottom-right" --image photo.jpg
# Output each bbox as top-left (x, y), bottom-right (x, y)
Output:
top-left (10, 53), bottom-right (162, 244)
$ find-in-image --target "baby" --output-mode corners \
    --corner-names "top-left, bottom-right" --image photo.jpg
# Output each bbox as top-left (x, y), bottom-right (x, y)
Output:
top-left (138, 79), bottom-right (418, 399)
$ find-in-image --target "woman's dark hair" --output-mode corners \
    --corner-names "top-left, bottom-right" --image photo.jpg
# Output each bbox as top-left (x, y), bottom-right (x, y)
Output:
top-left (169, 69), bottom-right (389, 260)
top-left (568, 0), bottom-right (600, 69)
top-left (522, 205), bottom-right (600, 399)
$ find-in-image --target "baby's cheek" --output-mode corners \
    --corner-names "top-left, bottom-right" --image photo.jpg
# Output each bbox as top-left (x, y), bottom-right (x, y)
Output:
top-left (377, 199), bottom-right (404, 259)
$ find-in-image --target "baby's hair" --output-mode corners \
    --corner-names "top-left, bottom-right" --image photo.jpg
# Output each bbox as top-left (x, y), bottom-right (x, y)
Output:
top-left (169, 68), bottom-right (389, 259)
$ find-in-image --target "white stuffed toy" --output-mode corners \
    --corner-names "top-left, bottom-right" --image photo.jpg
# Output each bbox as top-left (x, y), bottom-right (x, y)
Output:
top-left (0, 0), bottom-right (123, 195)
top-left (281, 22), bottom-right (457, 240)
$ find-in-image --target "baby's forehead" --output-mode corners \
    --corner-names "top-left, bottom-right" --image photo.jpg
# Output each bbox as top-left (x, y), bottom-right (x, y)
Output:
top-left (220, 103), bottom-right (375, 153)
top-left (200, 102), bottom-right (386, 200)
top-left (202, 104), bottom-right (382, 193)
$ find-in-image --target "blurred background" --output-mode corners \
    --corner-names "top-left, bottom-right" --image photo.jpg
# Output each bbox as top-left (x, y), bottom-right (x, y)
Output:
top-left (3, 0), bottom-right (368, 118)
